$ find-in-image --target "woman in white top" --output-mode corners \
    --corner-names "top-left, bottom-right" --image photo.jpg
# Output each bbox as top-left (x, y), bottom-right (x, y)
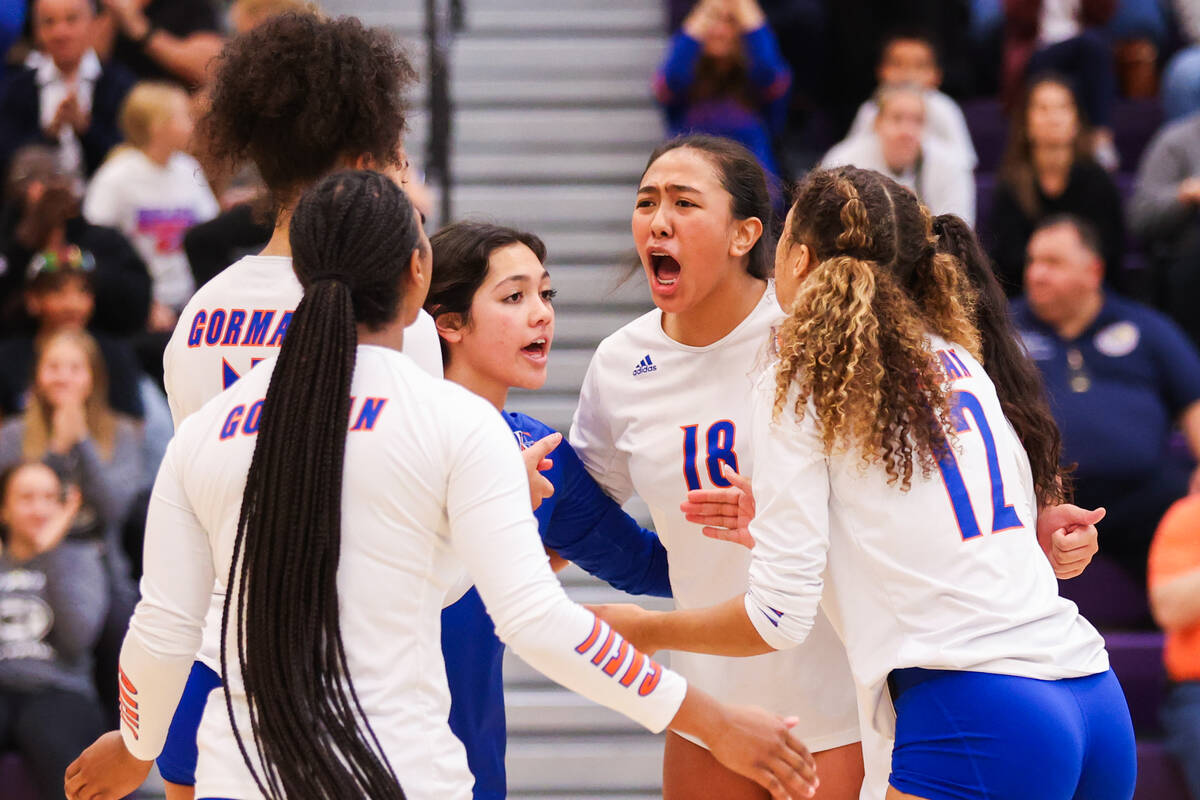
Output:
top-left (63, 170), bottom-right (818, 800)
top-left (590, 167), bottom-right (1136, 800)
top-left (570, 135), bottom-right (865, 800)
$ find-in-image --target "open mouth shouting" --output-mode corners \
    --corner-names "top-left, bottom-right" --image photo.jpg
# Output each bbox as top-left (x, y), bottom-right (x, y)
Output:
top-left (649, 250), bottom-right (682, 294)
top-left (521, 336), bottom-right (550, 363)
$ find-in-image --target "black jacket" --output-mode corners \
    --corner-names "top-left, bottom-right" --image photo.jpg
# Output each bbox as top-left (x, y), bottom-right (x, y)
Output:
top-left (0, 59), bottom-right (135, 180)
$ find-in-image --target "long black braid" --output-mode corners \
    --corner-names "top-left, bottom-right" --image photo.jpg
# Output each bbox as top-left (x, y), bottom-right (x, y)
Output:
top-left (220, 170), bottom-right (423, 799)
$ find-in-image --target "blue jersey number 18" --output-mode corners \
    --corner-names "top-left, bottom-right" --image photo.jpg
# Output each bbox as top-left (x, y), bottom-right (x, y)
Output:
top-left (935, 391), bottom-right (1023, 540)
top-left (681, 420), bottom-right (738, 491)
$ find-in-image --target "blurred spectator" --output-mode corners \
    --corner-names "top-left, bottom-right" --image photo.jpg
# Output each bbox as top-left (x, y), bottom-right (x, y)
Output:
top-left (0, 3), bottom-right (25, 74)
top-left (83, 81), bottom-right (217, 332)
top-left (822, 83), bottom-right (976, 224)
top-left (0, 145), bottom-right (151, 336)
top-left (1012, 215), bottom-right (1200, 582)
top-left (97, 0), bottom-right (223, 90)
top-left (0, 461), bottom-right (106, 800)
top-left (1148, 495), bottom-right (1200, 800)
top-left (844, 30), bottom-right (977, 169)
top-left (655, 0), bottom-right (791, 184)
top-left (182, 200), bottom-right (272, 289)
top-left (1129, 111), bottom-right (1200, 349)
top-left (1162, 1), bottom-right (1200, 122)
top-left (228, 0), bottom-right (320, 35)
top-left (1002, 0), bottom-right (1119, 169)
top-left (0, 251), bottom-right (145, 419)
top-left (988, 75), bottom-right (1124, 295)
top-left (0, 0), bottom-right (135, 181)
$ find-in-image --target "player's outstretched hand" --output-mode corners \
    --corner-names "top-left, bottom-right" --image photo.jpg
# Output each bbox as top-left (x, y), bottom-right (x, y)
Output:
top-left (522, 432), bottom-right (561, 511)
top-left (64, 730), bottom-right (153, 800)
top-left (680, 462), bottom-right (756, 548)
top-left (1037, 504), bottom-right (1104, 579)
top-left (709, 706), bottom-right (817, 800)
top-left (671, 688), bottom-right (818, 800)
top-left (586, 602), bottom-right (660, 656)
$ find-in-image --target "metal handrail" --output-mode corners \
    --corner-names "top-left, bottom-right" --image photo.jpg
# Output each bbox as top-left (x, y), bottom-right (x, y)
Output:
top-left (424, 0), bottom-right (464, 223)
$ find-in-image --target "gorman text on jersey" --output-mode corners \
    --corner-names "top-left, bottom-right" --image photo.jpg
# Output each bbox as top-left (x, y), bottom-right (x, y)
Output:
top-left (219, 396), bottom-right (388, 440)
top-left (186, 308), bottom-right (294, 349)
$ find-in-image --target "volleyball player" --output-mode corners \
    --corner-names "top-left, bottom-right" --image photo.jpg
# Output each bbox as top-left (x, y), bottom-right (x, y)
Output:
top-left (66, 14), bottom-right (441, 800)
top-left (589, 167), bottom-right (1136, 800)
top-left (569, 135), bottom-right (865, 800)
top-left (64, 170), bottom-right (819, 800)
top-left (426, 220), bottom-right (674, 798)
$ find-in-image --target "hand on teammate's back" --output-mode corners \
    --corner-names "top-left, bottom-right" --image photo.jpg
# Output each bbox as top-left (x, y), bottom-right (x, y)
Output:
top-left (1037, 504), bottom-right (1104, 579)
top-left (64, 730), bottom-right (153, 800)
top-left (522, 432), bottom-right (560, 511)
top-left (680, 462), bottom-right (756, 548)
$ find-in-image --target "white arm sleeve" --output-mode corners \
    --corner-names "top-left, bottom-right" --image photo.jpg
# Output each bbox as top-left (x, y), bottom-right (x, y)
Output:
top-left (568, 350), bottom-right (635, 504)
top-left (743, 389), bottom-right (831, 652)
top-left (449, 408), bottom-right (686, 733)
top-left (118, 440), bottom-right (215, 759)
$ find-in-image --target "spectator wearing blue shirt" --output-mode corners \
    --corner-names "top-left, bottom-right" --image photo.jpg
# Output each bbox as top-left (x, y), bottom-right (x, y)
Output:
top-left (427, 221), bottom-right (671, 799)
top-left (654, 0), bottom-right (790, 190)
top-left (1011, 214), bottom-right (1200, 582)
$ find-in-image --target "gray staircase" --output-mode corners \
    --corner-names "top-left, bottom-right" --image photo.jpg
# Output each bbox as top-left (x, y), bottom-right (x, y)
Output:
top-left (323, 1), bottom-right (668, 796)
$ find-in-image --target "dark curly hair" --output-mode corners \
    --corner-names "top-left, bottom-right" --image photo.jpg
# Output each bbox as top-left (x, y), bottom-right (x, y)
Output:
top-left (197, 13), bottom-right (417, 204)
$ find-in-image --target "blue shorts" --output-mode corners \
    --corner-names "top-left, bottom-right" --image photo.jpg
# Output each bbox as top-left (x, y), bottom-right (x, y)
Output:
top-left (889, 667), bottom-right (1136, 800)
top-left (157, 661), bottom-right (223, 786)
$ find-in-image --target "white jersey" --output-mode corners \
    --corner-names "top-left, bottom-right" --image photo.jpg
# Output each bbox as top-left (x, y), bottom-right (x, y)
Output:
top-left (163, 254), bottom-right (443, 428)
top-left (119, 347), bottom-right (687, 799)
top-left (743, 335), bottom-right (1110, 739)
top-left (570, 285), bottom-right (859, 752)
top-left (82, 149), bottom-right (220, 308)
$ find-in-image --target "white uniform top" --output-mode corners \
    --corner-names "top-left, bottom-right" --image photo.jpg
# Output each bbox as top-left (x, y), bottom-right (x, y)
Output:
top-left (163, 254), bottom-right (443, 679)
top-left (82, 149), bottom-right (220, 308)
top-left (744, 335), bottom-right (1110, 739)
top-left (570, 285), bottom-right (859, 752)
top-left (163, 254), bottom-right (443, 428)
top-left (119, 347), bottom-right (687, 800)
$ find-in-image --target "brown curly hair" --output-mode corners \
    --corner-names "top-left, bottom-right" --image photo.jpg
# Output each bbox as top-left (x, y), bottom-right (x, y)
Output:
top-left (196, 13), bottom-right (417, 205)
top-left (774, 167), bottom-right (980, 489)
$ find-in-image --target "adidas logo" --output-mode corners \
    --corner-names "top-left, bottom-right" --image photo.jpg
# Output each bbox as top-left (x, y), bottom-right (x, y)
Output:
top-left (632, 355), bottom-right (657, 376)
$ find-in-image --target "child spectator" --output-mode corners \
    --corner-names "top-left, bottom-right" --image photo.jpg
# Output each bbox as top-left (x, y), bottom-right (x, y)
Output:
top-left (0, 329), bottom-right (144, 546)
top-left (822, 83), bottom-right (976, 224)
top-left (0, 460), bottom-right (107, 800)
top-left (654, 0), bottom-right (791, 184)
top-left (1129, 111), bottom-right (1200, 349)
top-left (988, 74), bottom-right (1124, 295)
top-left (0, 145), bottom-right (151, 337)
top-left (83, 81), bottom-right (218, 332)
top-left (0, 0), bottom-right (135, 182)
top-left (1147, 495), bottom-right (1200, 800)
top-left (0, 251), bottom-right (146, 420)
top-left (844, 30), bottom-right (977, 169)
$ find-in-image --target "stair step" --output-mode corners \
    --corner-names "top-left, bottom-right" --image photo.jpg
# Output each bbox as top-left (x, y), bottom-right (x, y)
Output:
top-left (505, 688), bottom-right (644, 734)
top-left (452, 37), bottom-right (666, 80)
top-left (410, 108), bottom-right (662, 149)
top-left (455, 77), bottom-right (654, 108)
top-left (453, 149), bottom-right (649, 183)
top-left (506, 734), bottom-right (663, 793)
top-left (548, 264), bottom-right (652, 307)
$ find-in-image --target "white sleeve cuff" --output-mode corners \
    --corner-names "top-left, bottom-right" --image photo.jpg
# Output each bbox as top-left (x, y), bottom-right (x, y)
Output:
top-left (744, 592), bottom-right (802, 652)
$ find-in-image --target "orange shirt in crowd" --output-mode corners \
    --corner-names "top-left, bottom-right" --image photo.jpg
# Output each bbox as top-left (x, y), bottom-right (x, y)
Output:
top-left (1148, 495), bottom-right (1200, 681)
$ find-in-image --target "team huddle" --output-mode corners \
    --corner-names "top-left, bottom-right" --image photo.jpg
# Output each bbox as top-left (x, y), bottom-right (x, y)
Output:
top-left (57, 12), bottom-right (1136, 800)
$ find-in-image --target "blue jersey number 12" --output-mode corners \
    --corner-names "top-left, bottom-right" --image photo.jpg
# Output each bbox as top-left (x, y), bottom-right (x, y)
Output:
top-left (935, 391), bottom-right (1023, 540)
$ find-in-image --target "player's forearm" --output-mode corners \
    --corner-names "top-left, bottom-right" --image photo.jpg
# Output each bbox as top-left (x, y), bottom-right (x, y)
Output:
top-left (1151, 567), bottom-right (1200, 631)
top-left (645, 595), bottom-right (775, 658)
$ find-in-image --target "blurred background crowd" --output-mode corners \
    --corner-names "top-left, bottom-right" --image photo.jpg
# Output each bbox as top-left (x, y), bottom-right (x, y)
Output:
top-left (0, 0), bottom-right (1199, 798)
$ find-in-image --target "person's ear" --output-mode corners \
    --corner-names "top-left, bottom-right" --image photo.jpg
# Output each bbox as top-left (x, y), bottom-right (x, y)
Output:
top-left (730, 216), bottom-right (763, 258)
top-left (434, 311), bottom-right (467, 345)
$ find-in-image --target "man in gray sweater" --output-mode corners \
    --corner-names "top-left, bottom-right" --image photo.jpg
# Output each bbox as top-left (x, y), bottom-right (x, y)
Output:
top-left (1130, 111), bottom-right (1200, 349)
